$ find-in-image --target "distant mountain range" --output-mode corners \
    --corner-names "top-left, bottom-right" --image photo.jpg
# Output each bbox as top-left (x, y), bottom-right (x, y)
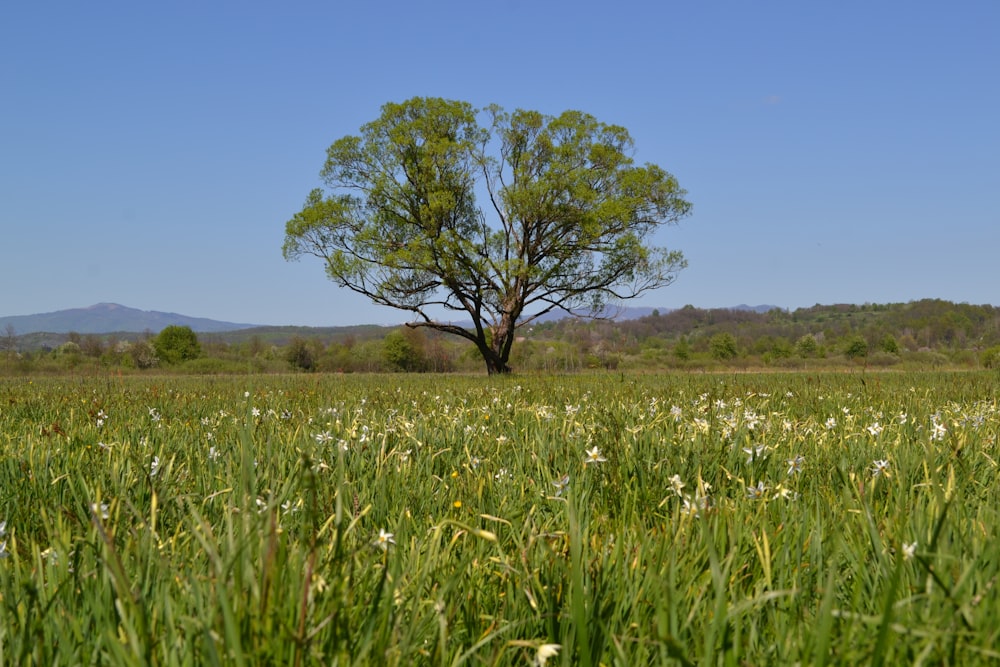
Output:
top-left (0, 302), bottom-right (783, 335)
top-left (0, 303), bottom-right (260, 335)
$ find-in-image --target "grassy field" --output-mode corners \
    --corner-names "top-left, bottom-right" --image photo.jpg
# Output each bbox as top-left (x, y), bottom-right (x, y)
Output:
top-left (1, 371), bottom-right (999, 665)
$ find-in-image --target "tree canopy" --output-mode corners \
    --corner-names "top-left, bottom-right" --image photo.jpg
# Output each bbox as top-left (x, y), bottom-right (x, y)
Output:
top-left (283, 97), bottom-right (691, 374)
top-left (153, 325), bottom-right (201, 365)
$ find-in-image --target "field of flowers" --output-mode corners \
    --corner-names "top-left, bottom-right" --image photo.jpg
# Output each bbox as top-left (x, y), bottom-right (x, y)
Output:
top-left (1, 371), bottom-right (999, 665)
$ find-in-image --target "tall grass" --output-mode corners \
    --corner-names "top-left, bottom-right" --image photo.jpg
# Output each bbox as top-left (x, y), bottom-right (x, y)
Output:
top-left (1, 371), bottom-right (999, 664)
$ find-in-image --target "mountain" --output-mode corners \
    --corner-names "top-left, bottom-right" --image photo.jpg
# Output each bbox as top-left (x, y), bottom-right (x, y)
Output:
top-left (529, 304), bottom-right (782, 323)
top-left (0, 303), bottom-right (260, 334)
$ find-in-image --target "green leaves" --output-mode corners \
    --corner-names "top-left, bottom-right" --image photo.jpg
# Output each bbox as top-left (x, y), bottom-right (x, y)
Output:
top-left (284, 97), bottom-right (691, 373)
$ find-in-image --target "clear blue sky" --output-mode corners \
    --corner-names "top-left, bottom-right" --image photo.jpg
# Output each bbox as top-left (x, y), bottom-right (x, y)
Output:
top-left (2, 1), bottom-right (997, 326)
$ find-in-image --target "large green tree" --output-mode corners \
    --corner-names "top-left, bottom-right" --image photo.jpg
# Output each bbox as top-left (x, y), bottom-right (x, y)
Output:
top-left (153, 325), bottom-right (201, 365)
top-left (283, 97), bottom-right (691, 374)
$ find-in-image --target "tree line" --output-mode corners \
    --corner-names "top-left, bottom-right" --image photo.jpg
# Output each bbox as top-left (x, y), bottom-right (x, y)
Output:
top-left (2, 299), bottom-right (1000, 375)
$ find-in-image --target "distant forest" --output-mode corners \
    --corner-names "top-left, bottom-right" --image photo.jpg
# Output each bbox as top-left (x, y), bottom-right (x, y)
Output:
top-left (3, 299), bottom-right (1000, 374)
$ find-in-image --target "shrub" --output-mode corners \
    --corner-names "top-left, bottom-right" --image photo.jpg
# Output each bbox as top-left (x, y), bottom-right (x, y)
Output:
top-left (880, 334), bottom-right (901, 355)
top-left (153, 326), bottom-right (201, 365)
top-left (982, 346), bottom-right (1000, 369)
top-left (796, 334), bottom-right (818, 358)
top-left (383, 328), bottom-right (428, 372)
top-left (843, 336), bottom-right (868, 359)
top-left (285, 337), bottom-right (315, 371)
top-left (128, 340), bottom-right (159, 369)
top-left (709, 333), bottom-right (738, 360)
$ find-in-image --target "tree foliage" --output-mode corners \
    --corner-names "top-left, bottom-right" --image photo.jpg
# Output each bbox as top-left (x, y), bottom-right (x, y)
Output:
top-left (153, 326), bottom-right (201, 365)
top-left (284, 97), bottom-right (691, 373)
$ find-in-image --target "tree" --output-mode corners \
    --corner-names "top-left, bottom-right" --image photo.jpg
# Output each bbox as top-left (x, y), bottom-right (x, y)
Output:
top-left (709, 333), bottom-right (738, 360)
top-left (843, 335), bottom-right (868, 360)
top-left (796, 334), bottom-right (819, 358)
top-left (153, 325), bottom-right (201, 365)
top-left (382, 327), bottom-right (428, 372)
top-left (285, 336), bottom-right (316, 371)
top-left (283, 97), bottom-right (691, 374)
top-left (2, 324), bottom-right (15, 360)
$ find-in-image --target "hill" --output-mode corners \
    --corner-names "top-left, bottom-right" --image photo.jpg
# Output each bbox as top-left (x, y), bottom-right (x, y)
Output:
top-left (0, 303), bottom-right (259, 334)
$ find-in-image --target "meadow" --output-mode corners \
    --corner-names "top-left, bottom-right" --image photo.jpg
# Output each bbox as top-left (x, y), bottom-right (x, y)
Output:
top-left (1, 371), bottom-right (999, 665)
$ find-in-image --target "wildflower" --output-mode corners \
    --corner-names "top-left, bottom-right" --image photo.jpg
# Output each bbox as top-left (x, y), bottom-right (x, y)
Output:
top-left (898, 412), bottom-right (908, 425)
top-left (866, 422), bottom-right (884, 437)
top-left (772, 485), bottom-right (799, 501)
top-left (552, 474), bottom-right (569, 496)
top-left (668, 474), bottom-right (686, 496)
top-left (742, 444), bottom-right (767, 464)
top-left (150, 456), bottom-right (161, 477)
top-left (92, 502), bottom-right (110, 520)
top-left (746, 481), bottom-right (768, 500)
top-left (902, 541), bottom-right (917, 560)
top-left (931, 421), bottom-right (947, 441)
top-left (373, 529), bottom-right (395, 550)
top-left (871, 459), bottom-right (890, 478)
top-left (534, 643), bottom-right (561, 667)
top-left (786, 455), bottom-right (805, 476)
top-left (251, 407), bottom-right (261, 418)
top-left (584, 446), bottom-right (607, 465)
top-left (208, 446), bottom-right (220, 462)
top-left (825, 417), bottom-right (837, 430)
top-left (314, 431), bottom-right (334, 444)
top-left (682, 494), bottom-right (710, 517)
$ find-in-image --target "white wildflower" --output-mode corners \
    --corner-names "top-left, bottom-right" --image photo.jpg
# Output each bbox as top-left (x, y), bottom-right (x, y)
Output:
top-left (871, 459), bottom-right (890, 478)
top-left (534, 643), bottom-right (561, 666)
top-left (668, 474), bottom-right (686, 496)
top-left (584, 446), bottom-right (606, 465)
top-left (373, 529), bottom-right (395, 551)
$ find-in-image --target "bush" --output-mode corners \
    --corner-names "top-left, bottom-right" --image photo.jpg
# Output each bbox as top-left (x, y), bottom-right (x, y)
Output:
top-left (981, 346), bottom-right (1000, 369)
top-left (880, 334), bottom-right (901, 355)
top-left (285, 337), bottom-right (316, 371)
top-left (127, 340), bottom-right (159, 369)
top-left (796, 334), bottom-right (818, 358)
top-left (383, 328), bottom-right (428, 372)
top-left (843, 336), bottom-right (868, 359)
top-left (709, 333), bottom-right (738, 360)
top-left (153, 326), bottom-right (201, 365)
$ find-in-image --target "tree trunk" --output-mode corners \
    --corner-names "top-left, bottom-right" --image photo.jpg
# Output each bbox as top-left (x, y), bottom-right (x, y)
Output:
top-left (475, 330), bottom-right (513, 375)
top-left (484, 356), bottom-right (512, 375)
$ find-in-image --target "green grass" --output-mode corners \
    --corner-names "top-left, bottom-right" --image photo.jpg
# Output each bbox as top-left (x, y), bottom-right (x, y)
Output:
top-left (1, 371), bottom-right (999, 665)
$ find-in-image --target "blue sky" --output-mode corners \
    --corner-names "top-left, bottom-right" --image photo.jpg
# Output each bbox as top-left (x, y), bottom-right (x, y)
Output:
top-left (2, 1), bottom-right (997, 327)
